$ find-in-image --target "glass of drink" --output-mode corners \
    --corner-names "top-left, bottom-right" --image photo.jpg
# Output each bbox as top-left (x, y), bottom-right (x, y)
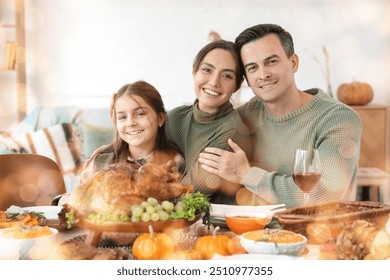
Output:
top-left (293, 149), bottom-right (321, 205)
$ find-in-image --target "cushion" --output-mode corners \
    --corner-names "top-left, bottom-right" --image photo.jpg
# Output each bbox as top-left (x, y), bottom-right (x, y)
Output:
top-left (80, 108), bottom-right (112, 127)
top-left (82, 123), bottom-right (114, 158)
top-left (0, 123), bottom-right (82, 174)
top-left (14, 106), bottom-right (82, 133)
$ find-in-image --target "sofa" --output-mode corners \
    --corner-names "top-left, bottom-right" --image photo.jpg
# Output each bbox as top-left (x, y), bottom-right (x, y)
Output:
top-left (0, 106), bottom-right (114, 192)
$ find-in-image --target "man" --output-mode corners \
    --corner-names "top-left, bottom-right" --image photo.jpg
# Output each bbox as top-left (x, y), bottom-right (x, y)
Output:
top-left (199, 24), bottom-right (361, 208)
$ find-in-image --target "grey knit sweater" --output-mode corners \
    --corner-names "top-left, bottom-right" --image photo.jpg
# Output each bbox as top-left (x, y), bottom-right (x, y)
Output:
top-left (238, 88), bottom-right (362, 208)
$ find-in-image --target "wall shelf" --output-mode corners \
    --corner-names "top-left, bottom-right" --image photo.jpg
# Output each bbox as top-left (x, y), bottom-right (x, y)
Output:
top-left (0, 0), bottom-right (26, 127)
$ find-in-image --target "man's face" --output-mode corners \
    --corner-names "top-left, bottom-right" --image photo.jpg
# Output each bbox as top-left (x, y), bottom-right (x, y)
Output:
top-left (240, 34), bottom-right (298, 105)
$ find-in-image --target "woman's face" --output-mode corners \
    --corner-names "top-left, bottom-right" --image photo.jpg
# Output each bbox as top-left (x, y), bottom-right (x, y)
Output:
top-left (193, 48), bottom-right (238, 113)
top-left (115, 94), bottom-right (164, 158)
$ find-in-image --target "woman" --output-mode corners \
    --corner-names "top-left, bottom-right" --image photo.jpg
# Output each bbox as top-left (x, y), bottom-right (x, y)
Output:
top-left (165, 40), bottom-right (252, 204)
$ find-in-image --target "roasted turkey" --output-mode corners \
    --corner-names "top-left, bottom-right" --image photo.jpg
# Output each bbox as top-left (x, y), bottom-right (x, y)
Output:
top-left (67, 161), bottom-right (193, 217)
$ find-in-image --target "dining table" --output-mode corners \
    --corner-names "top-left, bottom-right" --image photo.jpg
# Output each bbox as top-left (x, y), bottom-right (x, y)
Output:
top-left (28, 219), bottom-right (325, 260)
top-left (3, 203), bottom-right (390, 261)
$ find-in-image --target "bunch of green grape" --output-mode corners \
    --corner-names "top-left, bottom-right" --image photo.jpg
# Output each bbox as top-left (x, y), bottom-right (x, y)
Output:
top-left (130, 197), bottom-right (185, 222)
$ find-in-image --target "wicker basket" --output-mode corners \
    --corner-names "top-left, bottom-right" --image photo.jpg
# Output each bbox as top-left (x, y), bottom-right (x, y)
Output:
top-left (274, 201), bottom-right (390, 243)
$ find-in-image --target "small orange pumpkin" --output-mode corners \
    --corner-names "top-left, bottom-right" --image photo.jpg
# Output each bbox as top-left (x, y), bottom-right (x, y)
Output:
top-left (337, 81), bottom-right (373, 105)
top-left (132, 225), bottom-right (175, 260)
top-left (195, 226), bottom-right (234, 259)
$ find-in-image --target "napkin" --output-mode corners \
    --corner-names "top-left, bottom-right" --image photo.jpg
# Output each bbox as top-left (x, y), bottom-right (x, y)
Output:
top-left (210, 203), bottom-right (286, 218)
top-left (212, 253), bottom-right (302, 260)
top-left (6, 205), bottom-right (62, 221)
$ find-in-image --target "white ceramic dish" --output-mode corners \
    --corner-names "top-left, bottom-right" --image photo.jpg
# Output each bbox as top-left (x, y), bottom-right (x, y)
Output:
top-left (6, 205), bottom-right (62, 220)
top-left (212, 253), bottom-right (303, 260)
top-left (239, 230), bottom-right (307, 256)
top-left (210, 204), bottom-right (286, 219)
top-left (0, 227), bottom-right (58, 260)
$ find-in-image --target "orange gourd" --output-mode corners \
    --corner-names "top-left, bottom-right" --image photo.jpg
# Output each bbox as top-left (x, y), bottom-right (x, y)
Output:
top-left (337, 81), bottom-right (373, 105)
top-left (132, 224), bottom-right (175, 260)
top-left (195, 226), bottom-right (234, 259)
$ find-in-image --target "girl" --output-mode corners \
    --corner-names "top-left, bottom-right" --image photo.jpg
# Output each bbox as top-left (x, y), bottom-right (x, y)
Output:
top-left (80, 80), bottom-right (183, 181)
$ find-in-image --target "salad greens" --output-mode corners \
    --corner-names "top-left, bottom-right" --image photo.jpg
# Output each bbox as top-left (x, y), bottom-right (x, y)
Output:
top-left (169, 192), bottom-right (210, 221)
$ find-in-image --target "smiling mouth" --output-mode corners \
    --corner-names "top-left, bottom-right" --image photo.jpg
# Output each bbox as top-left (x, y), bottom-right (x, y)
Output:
top-left (260, 81), bottom-right (277, 89)
top-left (203, 88), bottom-right (220, 96)
top-left (126, 130), bottom-right (144, 135)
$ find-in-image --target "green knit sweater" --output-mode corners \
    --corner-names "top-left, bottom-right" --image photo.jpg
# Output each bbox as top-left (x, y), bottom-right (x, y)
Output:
top-left (166, 100), bottom-right (252, 204)
top-left (238, 88), bottom-right (362, 208)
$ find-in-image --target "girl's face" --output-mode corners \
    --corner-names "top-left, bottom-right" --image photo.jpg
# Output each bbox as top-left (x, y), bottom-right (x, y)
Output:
top-left (193, 48), bottom-right (238, 113)
top-left (115, 94), bottom-right (164, 159)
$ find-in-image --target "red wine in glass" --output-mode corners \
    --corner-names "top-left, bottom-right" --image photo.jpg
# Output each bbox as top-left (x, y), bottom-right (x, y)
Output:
top-left (293, 172), bottom-right (321, 193)
top-left (293, 149), bottom-right (321, 205)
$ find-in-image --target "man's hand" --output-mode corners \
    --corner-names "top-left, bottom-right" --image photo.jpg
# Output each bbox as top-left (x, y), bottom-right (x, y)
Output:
top-left (198, 139), bottom-right (251, 184)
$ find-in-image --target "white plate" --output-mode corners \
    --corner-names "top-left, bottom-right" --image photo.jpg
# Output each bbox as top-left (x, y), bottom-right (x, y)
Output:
top-left (210, 203), bottom-right (286, 219)
top-left (6, 205), bottom-right (62, 221)
top-left (212, 253), bottom-right (303, 260)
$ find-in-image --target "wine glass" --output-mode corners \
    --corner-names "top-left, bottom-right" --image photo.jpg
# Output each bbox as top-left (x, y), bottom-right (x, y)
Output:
top-left (293, 149), bottom-right (321, 205)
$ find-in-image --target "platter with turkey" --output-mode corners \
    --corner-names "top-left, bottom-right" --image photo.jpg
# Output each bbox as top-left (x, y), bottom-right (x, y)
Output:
top-left (59, 162), bottom-right (210, 246)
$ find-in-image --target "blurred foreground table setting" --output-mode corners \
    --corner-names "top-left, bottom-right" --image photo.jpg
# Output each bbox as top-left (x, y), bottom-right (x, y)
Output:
top-left (1, 200), bottom-right (390, 260)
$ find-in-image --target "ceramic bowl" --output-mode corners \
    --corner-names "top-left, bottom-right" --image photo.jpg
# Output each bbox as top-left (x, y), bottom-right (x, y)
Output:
top-left (239, 229), bottom-right (307, 256)
top-left (0, 227), bottom-right (58, 260)
top-left (225, 211), bottom-right (272, 235)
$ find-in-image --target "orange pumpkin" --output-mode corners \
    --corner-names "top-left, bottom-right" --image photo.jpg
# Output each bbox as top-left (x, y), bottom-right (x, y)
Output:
top-left (132, 225), bottom-right (175, 260)
top-left (195, 226), bottom-right (234, 259)
top-left (170, 249), bottom-right (204, 260)
top-left (337, 81), bottom-right (373, 105)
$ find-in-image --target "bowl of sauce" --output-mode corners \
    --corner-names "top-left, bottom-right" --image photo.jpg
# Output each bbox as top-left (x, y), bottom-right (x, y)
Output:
top-left (225, 211), bottom-right (272, 235)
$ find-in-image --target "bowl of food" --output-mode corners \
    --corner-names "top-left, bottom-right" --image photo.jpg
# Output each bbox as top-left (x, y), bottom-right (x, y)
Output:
top-left (225, 211), bottom-right (272, 235)
top-left (239, 228), bottom-right (307, 256)
top-left (0, 225), bottom-right (58, 260)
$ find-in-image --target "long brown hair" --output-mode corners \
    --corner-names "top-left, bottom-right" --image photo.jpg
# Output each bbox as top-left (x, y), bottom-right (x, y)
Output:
top-left (108, 80), bottom-right (178, 164)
